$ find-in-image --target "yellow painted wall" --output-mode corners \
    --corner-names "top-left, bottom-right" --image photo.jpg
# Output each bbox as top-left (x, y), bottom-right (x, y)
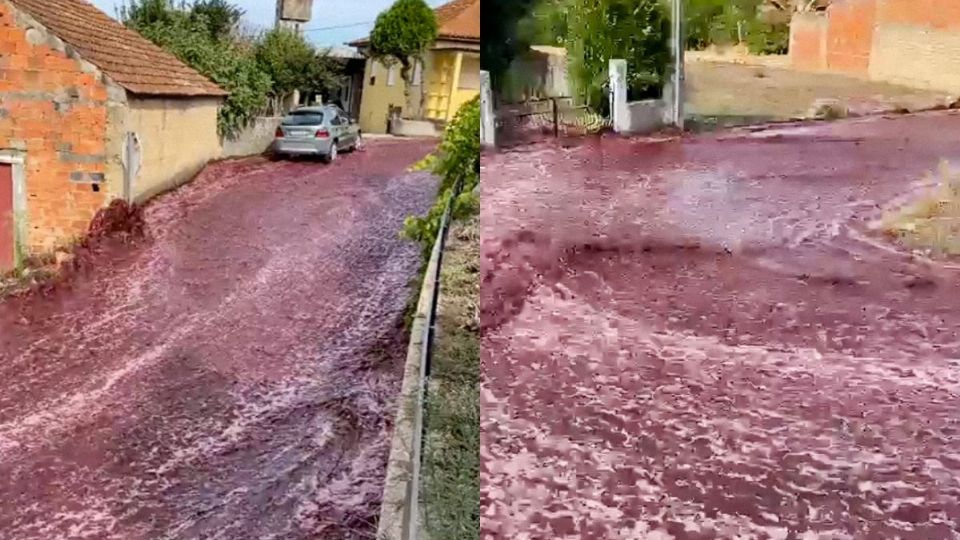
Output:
top-left (451, 54), bottom-right (480, 117)
top-left (358, 59), bottom-right (408, 134)
top-left (123, 97), bottom-right (223, 202)
top-left (358, 49), bottom-right (480, 132)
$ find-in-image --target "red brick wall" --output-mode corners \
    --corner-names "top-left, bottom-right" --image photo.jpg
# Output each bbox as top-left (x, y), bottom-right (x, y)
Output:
top-left (0, 1), bottom-right (108, 253)
top-left (825, 0), bottom-right (876, 75)
top-left (792, 0), bottom-right (960, 91)
top-left (791, 0), bottom-right (878, 75)
top-left (790, 13), bottom-right (828, 71)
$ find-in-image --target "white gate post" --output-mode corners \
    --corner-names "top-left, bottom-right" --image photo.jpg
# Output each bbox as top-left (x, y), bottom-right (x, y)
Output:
top-left (609, 59), bottom-right (629, 133)
top-left (480, 70), bottom-right (495, 147)
top-left (670, 0), bottom-right (685, 128)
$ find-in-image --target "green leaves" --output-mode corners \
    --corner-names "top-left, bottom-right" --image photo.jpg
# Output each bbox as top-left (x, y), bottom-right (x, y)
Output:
top-left (255, 28), bottom-right (338, 100)
top-left (434, 97), bottom-right (481, 195)
top-left (403, 97), bottom-right (481, 258)
top-left (190, 0), bottom-right (244, 40)
top-left (120, 0), bottom-right (341, 138)
top-left (369, 0), bottom-right (438, 74)
top-left (565, 0), bottom-right (670, 110)
top-left (516, 0), bottom-right (669, 110)
top-left (482, 0), bottom-right (538, 89)
top-left (686, 0), bottom-right (789, 54)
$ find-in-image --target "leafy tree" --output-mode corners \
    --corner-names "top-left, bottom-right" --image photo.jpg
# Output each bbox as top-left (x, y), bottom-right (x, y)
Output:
top-left (121, 0), bottom-right (345, 134)
top-left (117, 0), bottom-right (175, 26)
top-left (368, 0), bottom-right (438, 114)
top-left (481, 0), bottom-right (537, 90)
top-left (566, 0), bottom-right (669, 110)
top-left (120, 0), bottom-right (271, 137)
top-left (190, 0), bottom-right (245, 40)
top-left (517, 0), bottom-right (568, 47)
top-left (685, 0), bottom-right (789, 54)
top-left (403, 97), bottom-right (480, 258)
top-left (685, 0), bottom-right (727, 49)
top-left (255, 28), bottom-right (338, 111)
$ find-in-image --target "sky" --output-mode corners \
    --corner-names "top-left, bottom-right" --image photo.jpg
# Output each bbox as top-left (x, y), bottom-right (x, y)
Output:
top-left (91, 0), bottom-right (448, 47)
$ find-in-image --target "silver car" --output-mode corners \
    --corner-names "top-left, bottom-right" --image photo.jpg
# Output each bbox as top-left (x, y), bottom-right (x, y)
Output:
top-left (272, 105), bottom-right (362, 163)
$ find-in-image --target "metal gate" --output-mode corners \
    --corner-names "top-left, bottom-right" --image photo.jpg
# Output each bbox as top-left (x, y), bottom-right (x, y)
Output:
top-left (496, 96), bottom-right (602, 148)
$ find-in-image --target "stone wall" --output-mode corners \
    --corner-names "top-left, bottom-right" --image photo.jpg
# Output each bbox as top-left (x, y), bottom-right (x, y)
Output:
top-left (222, 116), bottom-right (282, 158)
top-left (0, 0), bottom-right (118, 253)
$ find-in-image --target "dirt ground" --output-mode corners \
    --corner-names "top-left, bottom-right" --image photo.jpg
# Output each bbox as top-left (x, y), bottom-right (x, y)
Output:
top-left (481, 112), bottom-right (960, 539)
top-left (0, 139), bottom-right (436, 539)
top-left (686, 60), bottom-right (953, 124)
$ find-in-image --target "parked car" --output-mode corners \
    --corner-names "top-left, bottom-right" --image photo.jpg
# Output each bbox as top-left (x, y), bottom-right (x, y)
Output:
top-left (272, 105), bottom-right (362, 163)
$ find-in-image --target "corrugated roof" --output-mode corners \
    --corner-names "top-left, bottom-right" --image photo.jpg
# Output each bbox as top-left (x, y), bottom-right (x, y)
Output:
top-left (349, 0), bottom-right (480, 47)
top-left (8, 0), bottom-right (227, 97)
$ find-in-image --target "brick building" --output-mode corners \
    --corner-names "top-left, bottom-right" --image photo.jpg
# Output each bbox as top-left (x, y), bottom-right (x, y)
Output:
top-left (791, 0), bottom-right (960, 91)
top-left (0, 0), bottom-right (226, 271)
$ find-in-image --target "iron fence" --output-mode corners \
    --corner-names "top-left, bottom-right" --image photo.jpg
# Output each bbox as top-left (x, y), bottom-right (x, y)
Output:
top-left (496, 96), bottom-right (604, 148)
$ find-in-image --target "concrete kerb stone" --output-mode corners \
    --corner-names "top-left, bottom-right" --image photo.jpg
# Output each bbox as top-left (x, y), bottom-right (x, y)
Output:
top-left (376, 229), bottom-right (444, 540)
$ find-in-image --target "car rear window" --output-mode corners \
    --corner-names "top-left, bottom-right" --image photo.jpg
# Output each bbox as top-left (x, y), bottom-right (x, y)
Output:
top-left (282, 112), bottom-right (326, 126)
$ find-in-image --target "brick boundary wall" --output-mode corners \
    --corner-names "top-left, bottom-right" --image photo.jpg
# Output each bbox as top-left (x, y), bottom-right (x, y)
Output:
top-left (790, 0), bottom-right (876, 76)
top-left (824, 0), bottom-right (876, 76)
top-left (792, 0), bottom-right (960, 92)
top-left (869, 0), bottom-right (960, 91)
top-left (790, 12), bottom-right (828, 71)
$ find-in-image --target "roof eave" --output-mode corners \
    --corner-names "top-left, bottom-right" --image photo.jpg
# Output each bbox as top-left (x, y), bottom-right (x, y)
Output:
top-left (437, 34), bottom-right (480, 43)
top-left (125, 88), bottom-right (229, 99)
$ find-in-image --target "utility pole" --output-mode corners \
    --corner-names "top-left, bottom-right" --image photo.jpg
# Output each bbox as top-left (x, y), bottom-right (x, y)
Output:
top-left (671, 0), bottom-right (685, 129)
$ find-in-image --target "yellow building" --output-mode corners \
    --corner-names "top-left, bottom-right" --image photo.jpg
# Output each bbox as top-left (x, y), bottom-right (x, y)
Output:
top-left (351, 0), bottom-right (481, 134)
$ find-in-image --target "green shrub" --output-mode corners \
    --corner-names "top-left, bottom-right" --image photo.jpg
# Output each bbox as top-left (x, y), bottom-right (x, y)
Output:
top-left (566, 0), bottom-right (670, 110)
top-left (744, 20), bottom-right (790, 55)
top-left (255, 28), bottom-right (339, 109)
top-left (121, 1), bottom-right (271, 137)
top-left (121, 0), bottom-right (340, 137)
top-left (685, 0), bottom-right (789, 54)
top-left (482, 0), bottom-right (538, 90)
top-left (685, 0), bottom-right (727, 49)
top-left (403, 97), bottom-right (480, 258)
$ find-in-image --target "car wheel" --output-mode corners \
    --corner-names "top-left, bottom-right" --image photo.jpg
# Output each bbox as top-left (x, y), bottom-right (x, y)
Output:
top-left (323, 141), bottom-right (338, 164)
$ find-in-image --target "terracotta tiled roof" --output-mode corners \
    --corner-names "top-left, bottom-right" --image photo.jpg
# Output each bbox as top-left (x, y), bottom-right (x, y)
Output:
top-left (8, 0), bottom-right (227, 97)
top-left (349, 0), bottom-right (480, 47)
top-left (435, 0), bottom-right (480, 41)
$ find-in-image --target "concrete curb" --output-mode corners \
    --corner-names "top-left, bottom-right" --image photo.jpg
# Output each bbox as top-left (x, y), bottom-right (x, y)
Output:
top-left (377, 232), bottom-right (444, 540)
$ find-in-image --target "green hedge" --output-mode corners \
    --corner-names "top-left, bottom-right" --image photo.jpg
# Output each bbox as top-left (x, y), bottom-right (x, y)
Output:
top-left (403, 96), bottom-right (480, 259)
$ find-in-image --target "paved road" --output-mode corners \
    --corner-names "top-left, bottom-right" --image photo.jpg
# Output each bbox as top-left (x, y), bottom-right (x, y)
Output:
top-left (481, 113), bottom-right (960, 539)
top-left (0, 140), bottom-right (436, 540)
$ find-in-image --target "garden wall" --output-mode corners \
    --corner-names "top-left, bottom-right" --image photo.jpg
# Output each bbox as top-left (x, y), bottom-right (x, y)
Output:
top-left (221, 116), bottom-right (282, 158)
top-left (791, 0), bottom-right (960, 92)
top-left (869, 0), bottom-right (960, 91)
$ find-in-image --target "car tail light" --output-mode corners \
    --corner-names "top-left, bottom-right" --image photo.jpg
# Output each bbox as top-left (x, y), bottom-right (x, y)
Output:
top-left (315, 129), bottom-right (330, 138)
top-left (275, 127), bottom-right (284, 138)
